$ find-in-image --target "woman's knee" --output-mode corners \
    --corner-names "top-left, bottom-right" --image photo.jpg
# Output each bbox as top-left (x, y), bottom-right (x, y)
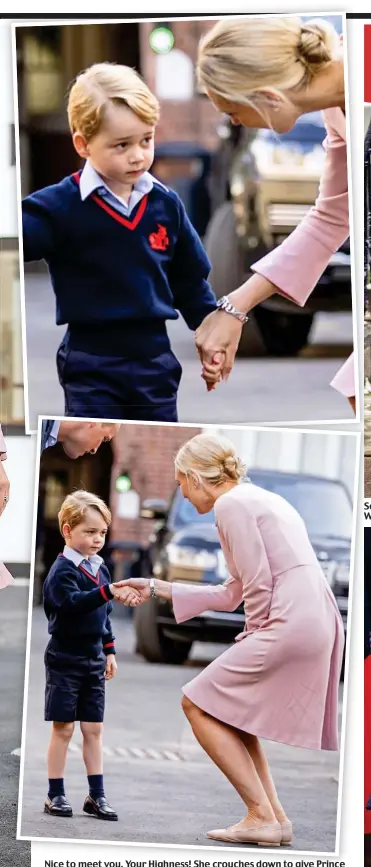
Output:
top-left (181, 695), bottom-right (200, 719)
top-left (53, 721), bottom-right (74, 742)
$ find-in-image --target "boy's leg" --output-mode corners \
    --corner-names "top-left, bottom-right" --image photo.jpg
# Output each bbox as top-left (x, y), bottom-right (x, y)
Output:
top-left (56, 344), bottom-right (130, 420)
top-left (57, 344), bottom-right (181, 422)
top-left (127, 350), bottom-right (182, 422)
top-left (44, 647), bottom-right (83, 817)
top-left (78, 656), bottom-right (118, 820)
top-left (45, 722), bottom-right (75, 817)
top-left (47, 721), bottom-right (75, 779)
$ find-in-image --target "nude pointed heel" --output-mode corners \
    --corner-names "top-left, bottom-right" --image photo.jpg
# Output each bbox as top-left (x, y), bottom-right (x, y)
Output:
top-left (280, 821), bottom-right (293, 845)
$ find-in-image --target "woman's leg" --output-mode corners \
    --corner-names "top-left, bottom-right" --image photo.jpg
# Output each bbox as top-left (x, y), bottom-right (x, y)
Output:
top-left (182, 697), bottom-right (276, 826)
top-left (47, 721), bottom-right (74, 778)
top-left (238, 731), bottom-right (289, 824)
top-left (80, 721), bottom-right (103, 775)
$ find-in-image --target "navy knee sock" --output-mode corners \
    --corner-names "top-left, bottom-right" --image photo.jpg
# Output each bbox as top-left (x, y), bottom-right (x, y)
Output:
top-left (88, 774), bottom-right (105, 801)
top-left (48, 778), bottom-right (65, 799)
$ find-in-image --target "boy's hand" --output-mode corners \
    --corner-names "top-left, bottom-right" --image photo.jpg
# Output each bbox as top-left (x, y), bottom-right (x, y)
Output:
top-left (201, 351), bottom-right (225, 391)
top-left (111, 584), bottom-right (142, 607)
top-left (105, 654), bottom-right (117, 680)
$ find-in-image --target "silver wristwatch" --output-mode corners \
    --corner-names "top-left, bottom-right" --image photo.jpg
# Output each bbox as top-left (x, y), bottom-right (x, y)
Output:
top-left (149, 577), bottom-right (156, 598)
top-left (216, 296), bottom-right (249, 324)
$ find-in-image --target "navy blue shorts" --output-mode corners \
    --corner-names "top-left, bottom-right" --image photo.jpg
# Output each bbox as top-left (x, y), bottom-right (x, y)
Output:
top-left (56, 342), bottom-right (181, 422)
top-left (44, 646), bottom-right (106, 723)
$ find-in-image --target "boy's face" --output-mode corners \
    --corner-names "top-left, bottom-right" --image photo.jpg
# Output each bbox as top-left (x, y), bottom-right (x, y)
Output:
top-left (63, 507), bottom-right (108, 557)
top-left (73, 102), bottom-right (155, 188)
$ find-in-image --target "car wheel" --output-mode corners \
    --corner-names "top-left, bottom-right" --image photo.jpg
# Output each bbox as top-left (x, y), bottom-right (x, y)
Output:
top-left (204, 202), bottom-right (265, 356)
top-left (253, 306), bottom-right (314, 356)
top-left (134, 598), bottom-right (193, 664)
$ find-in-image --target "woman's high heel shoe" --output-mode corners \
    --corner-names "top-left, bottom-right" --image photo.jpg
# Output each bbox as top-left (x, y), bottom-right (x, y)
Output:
top-left (207, 820), bottom-right (282, 846)
top-left (280, 821), bottom-right (293, 845)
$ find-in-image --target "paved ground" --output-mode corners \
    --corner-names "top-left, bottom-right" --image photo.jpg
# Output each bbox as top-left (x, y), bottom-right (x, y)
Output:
top-left (24, 267), bottom-right (353, 428)
top-left (20, 608), bottom-right (342, 852)
top-left (0, 583), bottom-right (30, 866)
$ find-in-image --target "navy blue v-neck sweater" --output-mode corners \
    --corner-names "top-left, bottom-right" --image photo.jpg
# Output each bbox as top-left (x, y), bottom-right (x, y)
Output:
top-left (23, 173), bottom-right (217, 356)
top-left (43, 554), bottom-right (116, 658)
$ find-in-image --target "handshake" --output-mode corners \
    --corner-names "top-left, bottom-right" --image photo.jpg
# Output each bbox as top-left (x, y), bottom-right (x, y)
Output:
top-left (109, 578), bottom-right (152, 607)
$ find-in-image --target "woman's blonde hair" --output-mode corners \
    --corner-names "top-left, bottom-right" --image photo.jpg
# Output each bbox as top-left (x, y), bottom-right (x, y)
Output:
top-left (58, 490), bottom-right (112, 536)
top-left (197, 16), bottom-right (340, 107)
top-left (67, 62), bottom-right (160, 141)
top-left (175, 433), bottom-right (246, 488)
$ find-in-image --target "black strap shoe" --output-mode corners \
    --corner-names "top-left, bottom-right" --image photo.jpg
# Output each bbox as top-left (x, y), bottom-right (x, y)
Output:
top-left (44, 795), bottom-right (73, 817)
top-left (83, 794), bottom-right (118, 821)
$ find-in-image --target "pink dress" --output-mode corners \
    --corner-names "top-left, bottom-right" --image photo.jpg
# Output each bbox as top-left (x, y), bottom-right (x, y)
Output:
top-left (172, 483), bottom-right (344, 751)
top-left (251, 107), bottom-right (354, 398)
top-left (0, 426), bottom-right (13, 590)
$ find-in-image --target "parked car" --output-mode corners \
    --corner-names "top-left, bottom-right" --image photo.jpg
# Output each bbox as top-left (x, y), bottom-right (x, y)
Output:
top-left (133, 470), bottom-right (351, 668)
top-left (204, 111), bottom-right (351, 357)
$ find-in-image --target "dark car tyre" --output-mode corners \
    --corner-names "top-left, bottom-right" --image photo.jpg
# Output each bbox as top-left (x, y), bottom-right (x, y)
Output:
top-left (134, 597), bottom-right (193, 664)
top-left (205, 201), bottom-right (316, 357)
top-left (253, 306), bottom-right (314, 357)
top-left (204, 202), bottom-right (265, 357)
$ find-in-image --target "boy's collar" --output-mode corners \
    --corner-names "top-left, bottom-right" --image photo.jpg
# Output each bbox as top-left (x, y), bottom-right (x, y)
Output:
top-left (63, 544), bottom-right (104, 571)
top-left (79, 161), bottom-right (155, 201)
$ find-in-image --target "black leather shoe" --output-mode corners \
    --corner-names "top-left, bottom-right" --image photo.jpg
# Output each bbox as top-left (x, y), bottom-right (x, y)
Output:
top-left (83, 795), bottom-right (118, 821)
top-left (44, 795), bottom-right (73, 817)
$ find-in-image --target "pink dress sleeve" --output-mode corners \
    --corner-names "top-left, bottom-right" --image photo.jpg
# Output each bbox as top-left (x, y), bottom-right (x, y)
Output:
top-left (172, 573), bottom-right (243, 624)
top-left (0, 563), bottom-right (14, 589)
top-left (251, 115), bottom-right (349, 306)
top-left (0, 426), bottom-right (6, 459)
top-left (215, 494), bottom-right (273, 633)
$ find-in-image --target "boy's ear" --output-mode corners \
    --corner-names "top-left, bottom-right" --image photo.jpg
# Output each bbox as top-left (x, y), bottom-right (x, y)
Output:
top-left (72, 132), bottom-right (90, 159)
top-left (62, 523), bottom-right (71, 538)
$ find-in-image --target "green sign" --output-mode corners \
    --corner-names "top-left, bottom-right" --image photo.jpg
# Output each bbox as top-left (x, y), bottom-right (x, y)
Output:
top-left (149, 26), bottom-right (175, 55)
top-left (116, 473), bottom-right (132, 494)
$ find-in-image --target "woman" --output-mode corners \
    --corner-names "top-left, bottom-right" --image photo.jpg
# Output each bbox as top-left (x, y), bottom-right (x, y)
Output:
top-left (193, 17), bottom-right (355, 412)
top-left (0, 424), bottom-right (13, 589)
top-left (117, 433), bottom-right (344, 847)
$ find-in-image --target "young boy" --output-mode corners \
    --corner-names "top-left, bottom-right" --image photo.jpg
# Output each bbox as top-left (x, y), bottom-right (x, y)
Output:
top-left (22, 63), bottom-right (218, 421)
top-left (42, 489), bottom-right (139, 820)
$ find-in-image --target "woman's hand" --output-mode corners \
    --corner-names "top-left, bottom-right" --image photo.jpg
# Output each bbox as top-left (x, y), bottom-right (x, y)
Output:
top-left (110, 583), bottom-right (142, 606)
top-left (196, 312), bottom-right (243, 385)
top-left (196, 275), bottom-right (277, 385)
top-left (105, 654), bottom-right (118, 680)
top-left (113, 578), bottom-right (151, 605)
top-left (0, 461), bottom-right (10, 517)
top-left (114, 578), bottom-right (173, 603)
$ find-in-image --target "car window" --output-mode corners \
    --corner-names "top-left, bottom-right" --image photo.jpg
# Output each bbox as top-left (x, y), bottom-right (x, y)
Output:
top-left (169, 475), bottom-right (352, 541)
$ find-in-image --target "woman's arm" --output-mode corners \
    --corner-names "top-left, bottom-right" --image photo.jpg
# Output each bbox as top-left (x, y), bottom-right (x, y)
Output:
top-left (0, 425), bottom-right (6, 460)
top-left (196, 116), bottom-right (348, 376)
top-left (0, 428), bottom-right (9, 516)
top-left (214, 496), bottom-right (273, 631)
top-left (113, 575), bottom-right (243, 623)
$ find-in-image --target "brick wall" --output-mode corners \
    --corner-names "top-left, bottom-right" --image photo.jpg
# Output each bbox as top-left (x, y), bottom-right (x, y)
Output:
top-left (140, 20), bottom-right (220, 150)
top-left (110, 423), bottom-right (201, 545)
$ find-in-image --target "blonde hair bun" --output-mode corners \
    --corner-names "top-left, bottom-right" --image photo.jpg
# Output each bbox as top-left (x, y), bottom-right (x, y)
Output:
top-left (298, 20), bottom-right (336, 66)
top-left (175, 433), bottom-right (246, 487)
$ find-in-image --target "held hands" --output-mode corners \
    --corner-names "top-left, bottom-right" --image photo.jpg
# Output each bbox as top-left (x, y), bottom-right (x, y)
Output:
top-left (195, 311), bottom-right (243, 391)
top-left (105, 653), bottom-right (117, 680)
top-left (0, 461), bottom-right (10, 517)
top-left (110, 578), bottom-right (151, 607)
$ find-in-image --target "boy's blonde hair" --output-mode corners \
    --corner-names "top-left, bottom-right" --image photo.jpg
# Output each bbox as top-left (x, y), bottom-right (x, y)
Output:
top-left (67, 62), bottom-right (160, 141)
top-left (58, 490), bottom-right (112, 536)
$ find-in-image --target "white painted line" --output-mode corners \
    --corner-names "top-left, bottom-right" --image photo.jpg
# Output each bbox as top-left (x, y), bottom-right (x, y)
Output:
top-left (11, 748), bottom-right (21, 757)
top-left (12, 578), bottom-right (30, 587)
